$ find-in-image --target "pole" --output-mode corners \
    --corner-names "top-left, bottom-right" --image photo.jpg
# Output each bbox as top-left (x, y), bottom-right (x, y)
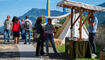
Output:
top-left (79, 9), bottom-right (83, 40)
top-left (46, 0), bottom-right (50, 23)
top-left (71, 8), bottom-right (73, 39)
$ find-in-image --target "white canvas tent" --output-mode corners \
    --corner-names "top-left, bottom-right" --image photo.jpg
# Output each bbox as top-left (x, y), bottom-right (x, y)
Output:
top-left (43, 0), bottom-right (105, 44)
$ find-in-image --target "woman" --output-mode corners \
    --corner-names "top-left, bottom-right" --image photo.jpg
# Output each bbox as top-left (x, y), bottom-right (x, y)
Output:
top-left (34, 17), bottom-right (44, 56)
top-left (12, 16), bottom-right (21, 44)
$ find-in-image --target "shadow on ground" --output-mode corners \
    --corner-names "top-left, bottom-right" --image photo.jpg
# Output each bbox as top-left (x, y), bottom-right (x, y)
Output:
top-left (0, 51), bottom-right (35, 58)
top-left (0, 52), bottom-right (67, 60)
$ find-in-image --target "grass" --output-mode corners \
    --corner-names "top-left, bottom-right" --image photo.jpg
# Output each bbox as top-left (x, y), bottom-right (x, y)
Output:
top-left (56, 44), bottom-right (65, 53)
top-left (75, 58), bottom-right (98, 60)
top-left (56, 44), bottom-right (103, 60)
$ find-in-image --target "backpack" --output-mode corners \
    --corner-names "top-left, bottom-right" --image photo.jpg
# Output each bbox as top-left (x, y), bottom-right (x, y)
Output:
top-left (24, 21), bottom-right (30, 30)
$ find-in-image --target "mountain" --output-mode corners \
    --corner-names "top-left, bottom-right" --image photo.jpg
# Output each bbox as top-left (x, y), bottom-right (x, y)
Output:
top-left (0, 26), bottom-right (4, 35)
top-left (19, 8), bottom-right (63, 25)
top-left (95, 2), bottom-right (105, 25)
top-left (0, 8), bottom-right (63, 34)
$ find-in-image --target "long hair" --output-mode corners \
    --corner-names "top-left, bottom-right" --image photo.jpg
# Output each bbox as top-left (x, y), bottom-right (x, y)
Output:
top-left (12, 16), bottom-right (18, 22)
top-left (35, 17), bottom-right (42, 25)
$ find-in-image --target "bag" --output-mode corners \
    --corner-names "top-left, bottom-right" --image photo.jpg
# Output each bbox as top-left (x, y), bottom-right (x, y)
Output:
top-left (24, 21), bottom-right (30, 29)
top-left (34, 29), bottom-right (40, 39)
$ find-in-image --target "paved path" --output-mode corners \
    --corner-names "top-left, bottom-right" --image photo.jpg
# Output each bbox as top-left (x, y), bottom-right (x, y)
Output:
top-left (0, 37), bottom-right (66, 60)
top-left (17, 44), bottom-right (44, 60)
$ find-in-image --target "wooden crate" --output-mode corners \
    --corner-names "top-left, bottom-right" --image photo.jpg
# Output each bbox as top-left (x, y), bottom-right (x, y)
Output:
top-left (49, 39), bottom-right (62, 47)
top-left (100, 51), bottom-right (105, 60)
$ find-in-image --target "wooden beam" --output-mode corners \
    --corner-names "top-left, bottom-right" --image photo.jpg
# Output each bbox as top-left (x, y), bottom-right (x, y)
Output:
top-left (59, 4), bottom-right (98, 12)
top-left (79, 9), bottom-right (83, 40)
top-left (70, 8), bottom-right (73, 38)
top-left (81, 13), bottom-right (92, 27)
top-left (71, 14), bottom-right (80, 29)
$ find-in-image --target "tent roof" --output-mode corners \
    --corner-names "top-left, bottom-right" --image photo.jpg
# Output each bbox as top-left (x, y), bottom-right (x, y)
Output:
top-left (57, 1), bottom-right (105, 12)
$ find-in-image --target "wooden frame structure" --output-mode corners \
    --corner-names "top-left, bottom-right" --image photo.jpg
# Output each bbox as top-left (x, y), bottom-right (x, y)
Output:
top-left (57, 0), bottom-right (105, 40)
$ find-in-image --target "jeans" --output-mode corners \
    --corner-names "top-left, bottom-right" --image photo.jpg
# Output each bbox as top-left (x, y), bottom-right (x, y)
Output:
top-left (36, 40), bottom-right (44, 56)
top-left (25, 30), bottom-right (31, 44)
top-left (89, 33), bottom-right (96, 54)
top-left (4, 29), bottom-right (10, 42)
top-left (45, 33), bottom-right (57, 53)
top-left (21, 29), bottom-right (25, 39)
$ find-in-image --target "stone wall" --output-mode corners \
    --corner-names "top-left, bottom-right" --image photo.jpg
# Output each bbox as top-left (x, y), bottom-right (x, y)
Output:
top-left (95, 24), bottom-right (105, 48)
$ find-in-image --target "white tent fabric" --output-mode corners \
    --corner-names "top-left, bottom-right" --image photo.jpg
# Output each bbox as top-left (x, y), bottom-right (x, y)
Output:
top-left (43, 12), bottom-right (71, 19)
top-left (59, 13), bottom-right (89, 44)
top-left (57, 1), bottom-right (105, 12)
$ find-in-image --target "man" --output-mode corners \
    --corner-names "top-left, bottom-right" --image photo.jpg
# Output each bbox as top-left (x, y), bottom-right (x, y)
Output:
top-left (88, 13), bottom-right (98, 58)
top-left (21, 19), bottom-right (25, 40)
top-left (45, 18), bottom-right (57, 54)
top-left (4, 16), bottom-right (12, 43)
top-left (24, 16), bottom-right (32, 44)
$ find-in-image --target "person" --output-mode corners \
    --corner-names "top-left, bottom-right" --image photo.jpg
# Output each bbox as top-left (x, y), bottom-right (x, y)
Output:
top-left (34, 17), bottom-right (45, 56)
top-left (24, 16), bottom-right (32, 44)
top-left (45, 18), bottom-right (57, 54)
top-left (12, 16), bottom-right (21, 44)
top-left (20, 19), bottom-right (25, 40)
top-left (88, 13), bottom-right (98, 58)
top-left (4, 16), bottom-right (12, 43)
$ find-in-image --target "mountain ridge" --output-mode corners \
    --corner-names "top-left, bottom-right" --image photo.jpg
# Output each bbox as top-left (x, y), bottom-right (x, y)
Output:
top-left (19, 8), bottom-right (63, 25)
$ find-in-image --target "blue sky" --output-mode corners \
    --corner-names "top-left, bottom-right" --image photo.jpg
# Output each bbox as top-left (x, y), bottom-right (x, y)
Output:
top-left (0, 0), bottom-right (105, 26)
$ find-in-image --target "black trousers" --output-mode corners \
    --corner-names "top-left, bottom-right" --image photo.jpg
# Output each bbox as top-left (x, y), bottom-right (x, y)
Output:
top-left (36, 40), bottom-right (44, 56)
top-left (89, 33), bottom-right (96, 54)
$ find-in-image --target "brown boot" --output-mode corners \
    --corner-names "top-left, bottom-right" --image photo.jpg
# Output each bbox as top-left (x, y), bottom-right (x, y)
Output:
top-left (14, 37), bottom-right (18, 44)
top-left (14, 37), bottom-right (16, 44)
top-left (17, 37), bottom-right (19, 44)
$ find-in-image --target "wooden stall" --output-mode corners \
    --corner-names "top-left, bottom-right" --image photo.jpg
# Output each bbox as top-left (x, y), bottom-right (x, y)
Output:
top-left (57, 0), bottom-right (105, 59)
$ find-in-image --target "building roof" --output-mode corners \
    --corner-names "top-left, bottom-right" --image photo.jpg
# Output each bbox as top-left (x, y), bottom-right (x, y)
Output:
top-left (57, 1), bottom-right (105, 12)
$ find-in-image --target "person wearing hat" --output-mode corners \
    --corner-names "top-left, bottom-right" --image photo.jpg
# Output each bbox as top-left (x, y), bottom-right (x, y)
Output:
top-left (45, 18), bottom-right (57, 54)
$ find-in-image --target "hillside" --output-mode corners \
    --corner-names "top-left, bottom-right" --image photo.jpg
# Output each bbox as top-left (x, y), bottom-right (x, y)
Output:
top-left (19, 8), bottom-right (63, 24)
top-left (95, 2), bottom-right (105, 25)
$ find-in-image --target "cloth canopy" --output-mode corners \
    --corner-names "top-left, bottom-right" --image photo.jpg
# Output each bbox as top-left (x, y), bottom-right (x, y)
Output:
top-left (57, 1), bottom-right (105, 12)
top-left (43, 12), bottom-right (71, 19)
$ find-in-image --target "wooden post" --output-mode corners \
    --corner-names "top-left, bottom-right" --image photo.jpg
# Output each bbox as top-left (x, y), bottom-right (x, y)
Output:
top-left (71, 15), bottom-right (80, 29)
top-left (81, 12), bottom-right (92, 27)
top-left (71, 8), bottom-right (73, 38)
top-left (79, 9), bottom-right (83, 40)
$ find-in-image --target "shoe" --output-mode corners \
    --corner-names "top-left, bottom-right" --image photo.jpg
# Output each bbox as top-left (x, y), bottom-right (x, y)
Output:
top-left (3, 41), bottom-right (6, 44)
top-left (29, 42), bottom-right (31, 44)
top-left (24, 42), bottom-right (27, 44)
top-left (7, 40), bottom-right (10, 42)
top-left (43, 53), bottom-right (49, 56)
top-left (91, 53), bottom-right (97, 58)
top-left (40, 51), bottom-right (44, 56)
top-left (39, 56), bottom-right (43, 58)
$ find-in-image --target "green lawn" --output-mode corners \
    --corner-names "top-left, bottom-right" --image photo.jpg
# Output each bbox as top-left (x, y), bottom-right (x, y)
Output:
top-left (56, 44), bottom-right (65, 53)
top-left (75, 58), bottom-right (98, 60)
top-left (56, 44), bottom-right (102, 60)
